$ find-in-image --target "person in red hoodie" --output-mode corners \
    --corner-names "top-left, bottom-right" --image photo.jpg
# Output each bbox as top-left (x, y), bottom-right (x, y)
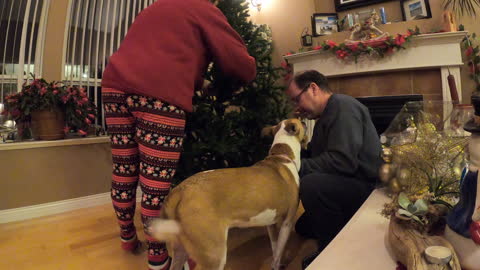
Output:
top-left (101, 1), bottom-right (256, 269)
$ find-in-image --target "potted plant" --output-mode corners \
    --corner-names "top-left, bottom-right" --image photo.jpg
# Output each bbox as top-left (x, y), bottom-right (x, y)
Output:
top-left (2, 78), bottom-right (96, 140)
top-left (461, 31), bottom-right (480, 92)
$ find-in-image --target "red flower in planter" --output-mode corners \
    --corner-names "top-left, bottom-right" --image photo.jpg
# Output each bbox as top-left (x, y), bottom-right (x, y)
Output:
top-left (313, 45), bottom-right (322, 50)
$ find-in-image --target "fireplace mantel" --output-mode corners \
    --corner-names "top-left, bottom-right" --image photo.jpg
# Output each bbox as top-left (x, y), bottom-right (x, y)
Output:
top-left (283, 31), bottom-right (467, 103)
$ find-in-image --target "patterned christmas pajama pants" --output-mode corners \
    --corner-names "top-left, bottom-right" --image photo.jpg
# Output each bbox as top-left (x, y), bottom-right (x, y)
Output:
top-left (102, 88), bottom-right (185, 270)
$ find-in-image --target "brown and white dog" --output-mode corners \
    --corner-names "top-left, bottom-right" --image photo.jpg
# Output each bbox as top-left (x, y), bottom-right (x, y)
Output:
top-left (149, 119), bottom-right (306, 270)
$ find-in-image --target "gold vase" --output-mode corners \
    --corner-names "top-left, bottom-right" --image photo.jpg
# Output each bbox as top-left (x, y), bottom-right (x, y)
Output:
top-left (31, 109), bottom-right (65, 140)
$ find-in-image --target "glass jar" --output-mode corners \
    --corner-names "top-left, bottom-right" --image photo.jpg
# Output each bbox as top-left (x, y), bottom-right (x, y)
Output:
top-left (449, 104), bottom-right (474, 137)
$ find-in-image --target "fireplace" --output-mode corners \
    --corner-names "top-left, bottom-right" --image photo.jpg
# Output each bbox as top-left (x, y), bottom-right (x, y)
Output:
top-left (356, 94), bottom-right (423, 136)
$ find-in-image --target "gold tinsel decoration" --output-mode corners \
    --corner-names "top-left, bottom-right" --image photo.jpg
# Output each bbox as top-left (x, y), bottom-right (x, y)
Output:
top-left (379, 103), bottom-right (471, 233)
top-left (380, 108), bottom-right (469, 232)
top-left (389, 112), bottom-right (468, 203)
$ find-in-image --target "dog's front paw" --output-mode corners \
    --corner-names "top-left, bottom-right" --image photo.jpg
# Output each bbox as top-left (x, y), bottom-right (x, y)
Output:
top-left (271, 264), bottom-right (287, 270)
top-left (132, 241), bottom-right (147, 255)
top-left (271, 259), bottom-right (285, 270)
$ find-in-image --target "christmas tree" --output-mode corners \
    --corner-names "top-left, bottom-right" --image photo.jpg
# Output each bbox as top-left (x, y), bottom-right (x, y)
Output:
top-left (173, 0), bottom-right (291, 182)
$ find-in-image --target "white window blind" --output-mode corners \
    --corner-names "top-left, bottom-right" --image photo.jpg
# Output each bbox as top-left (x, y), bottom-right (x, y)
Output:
top-left (0, 0), bottom-right (50, 103)
top-left (63, 0), bottom-right (156, 128)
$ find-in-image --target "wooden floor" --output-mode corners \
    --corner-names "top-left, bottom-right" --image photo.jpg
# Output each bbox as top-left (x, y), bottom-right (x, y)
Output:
top-left (0, 204), bottom-right (317, 270)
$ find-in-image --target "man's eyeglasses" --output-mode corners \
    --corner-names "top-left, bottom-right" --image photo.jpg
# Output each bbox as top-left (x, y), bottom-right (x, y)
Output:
top-left (293, 84), bottom-right (311, 104)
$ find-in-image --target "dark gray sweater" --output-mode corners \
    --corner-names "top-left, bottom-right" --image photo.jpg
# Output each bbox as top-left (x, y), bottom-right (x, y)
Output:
top-left (300, 94), bottom-right (382, 183)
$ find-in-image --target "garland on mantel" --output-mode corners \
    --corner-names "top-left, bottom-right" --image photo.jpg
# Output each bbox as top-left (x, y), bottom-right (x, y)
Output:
top-left (281, 27), bottom-right (422, 81)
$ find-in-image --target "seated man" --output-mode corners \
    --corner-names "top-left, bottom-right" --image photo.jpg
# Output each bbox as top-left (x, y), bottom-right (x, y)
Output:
top-left (285, 70), bottom-right (382, 269)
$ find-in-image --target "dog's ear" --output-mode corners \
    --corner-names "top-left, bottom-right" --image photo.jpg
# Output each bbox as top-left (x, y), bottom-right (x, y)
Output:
top-left (284, 121), bottom-right (299, 135)
top-left (261, 126), bottom-right (275, 138)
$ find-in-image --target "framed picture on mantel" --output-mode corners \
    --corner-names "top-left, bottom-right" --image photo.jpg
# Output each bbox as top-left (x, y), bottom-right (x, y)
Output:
top-left (312, 13), bottom-right (339, 36)
top-left (334, 0), bottom-right (395, 11)
top-left (400, 0), bottom-right (432, 21)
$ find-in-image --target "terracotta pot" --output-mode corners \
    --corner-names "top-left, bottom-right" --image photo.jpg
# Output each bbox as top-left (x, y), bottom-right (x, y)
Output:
top-left (31, 109), bottom-right (65, 140)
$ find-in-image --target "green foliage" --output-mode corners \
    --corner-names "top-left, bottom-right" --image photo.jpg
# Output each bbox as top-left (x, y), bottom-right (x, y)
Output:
top-left (286, 27), bottom-right (421, 64)
top-left (461, 28), bottom-right (480, 92)
top-left (443, 0), bottom-right (480, 17)
top-left (397, 192), bottom-right (429, 224)
top-left (174, 0), bottom-right (291, 182)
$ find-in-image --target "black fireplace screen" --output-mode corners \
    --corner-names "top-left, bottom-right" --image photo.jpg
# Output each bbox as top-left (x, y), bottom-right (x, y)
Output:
top-left (356, 94), bottom-right (424, 135)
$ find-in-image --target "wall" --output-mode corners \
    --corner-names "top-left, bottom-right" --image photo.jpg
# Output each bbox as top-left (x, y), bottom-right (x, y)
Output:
top-left (0, 143), bottom-right (112, 209)
top-left (249, 0), bottom-right (316, 66)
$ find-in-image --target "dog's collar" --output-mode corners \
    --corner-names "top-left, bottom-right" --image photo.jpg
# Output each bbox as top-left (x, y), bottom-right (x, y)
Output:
top-left (273, 154), bottom-right (300, 172)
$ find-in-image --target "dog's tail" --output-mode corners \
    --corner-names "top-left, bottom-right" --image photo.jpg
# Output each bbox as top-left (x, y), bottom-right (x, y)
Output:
top-left (149, 219), bottom-right (181, 243)
top-left (148, 187), bottom-right (183, 243)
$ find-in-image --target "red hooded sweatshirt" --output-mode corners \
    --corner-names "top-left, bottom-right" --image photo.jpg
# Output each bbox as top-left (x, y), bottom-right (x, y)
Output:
top-left (102, 0), bottom-right (256, 112)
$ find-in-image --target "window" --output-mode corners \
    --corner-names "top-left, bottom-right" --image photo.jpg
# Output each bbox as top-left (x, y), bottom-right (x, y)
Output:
top-left (63, 0), bottom-right (156, 128)
top-left (0, 0), bottom-right (50, 103)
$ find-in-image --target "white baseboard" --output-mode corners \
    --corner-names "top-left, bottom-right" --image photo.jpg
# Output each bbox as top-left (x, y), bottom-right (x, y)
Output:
top-left (0, 188), bottom-right (142, 224)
